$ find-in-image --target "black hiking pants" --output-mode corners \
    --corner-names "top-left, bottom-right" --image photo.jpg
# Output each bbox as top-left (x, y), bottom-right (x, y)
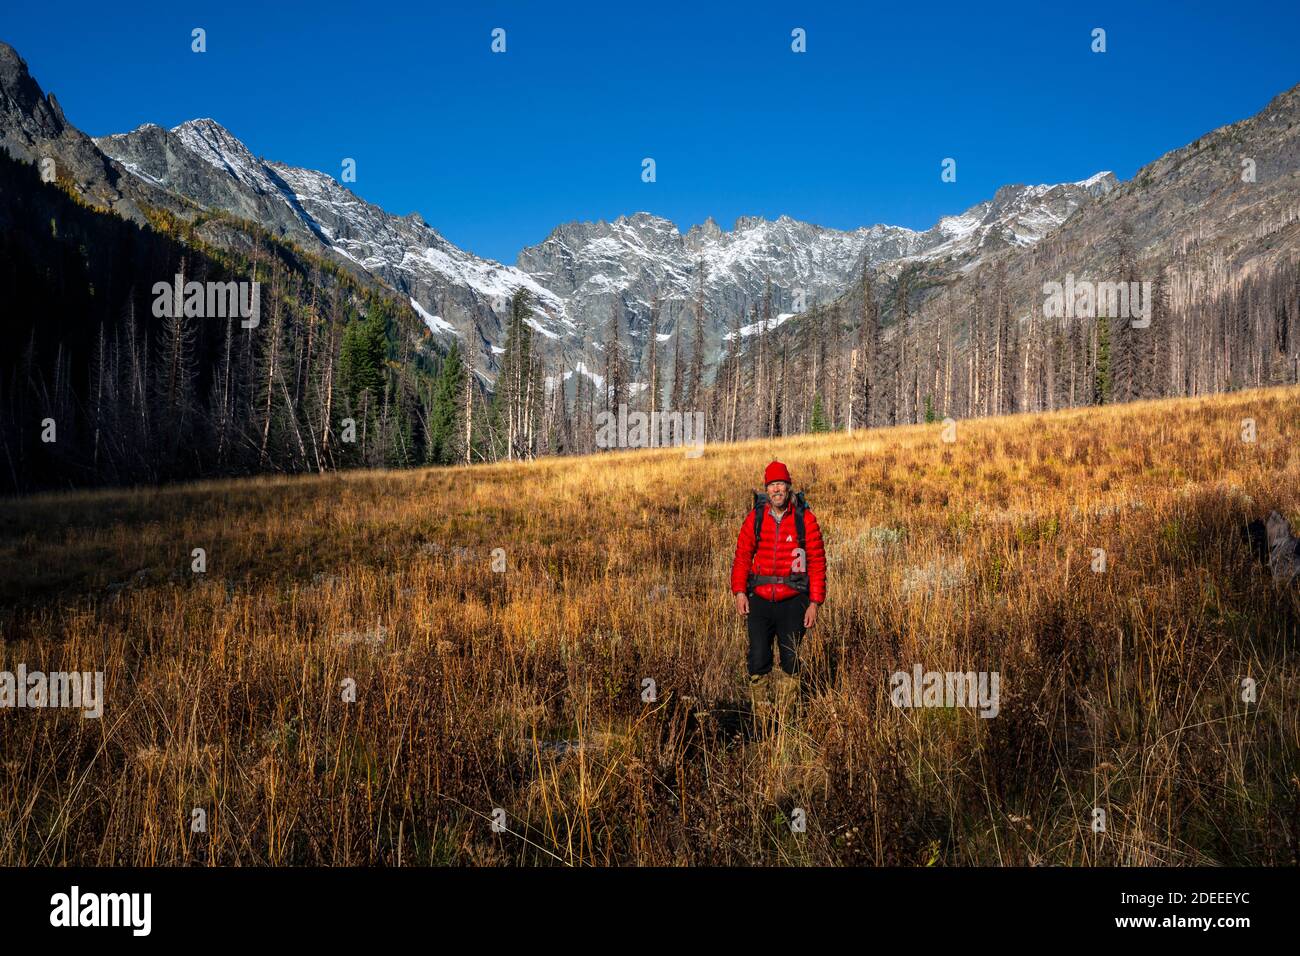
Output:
top-left (746, 593), bottom-right (808, 677)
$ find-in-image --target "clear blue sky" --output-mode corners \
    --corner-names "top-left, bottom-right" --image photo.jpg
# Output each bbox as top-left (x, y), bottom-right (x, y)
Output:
top-left (5, 1), bottom-right (1297, 264)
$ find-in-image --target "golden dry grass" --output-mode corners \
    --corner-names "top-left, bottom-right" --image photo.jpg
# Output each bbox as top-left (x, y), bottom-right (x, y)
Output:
top-left (1, 386), bottom-right (1298, 865)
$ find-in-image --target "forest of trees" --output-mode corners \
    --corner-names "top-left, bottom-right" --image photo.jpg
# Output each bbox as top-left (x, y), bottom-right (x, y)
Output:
top-left (0, 148), bottom-right (462, 494)
top-left (2, 143), bottom-right (1297, 494)
top-left (489, 240), bottom-right (1298, 463)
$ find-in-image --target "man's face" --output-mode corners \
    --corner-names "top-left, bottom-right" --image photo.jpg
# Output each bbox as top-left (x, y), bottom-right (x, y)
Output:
top-left (766, 480), bottom-right (790, 509)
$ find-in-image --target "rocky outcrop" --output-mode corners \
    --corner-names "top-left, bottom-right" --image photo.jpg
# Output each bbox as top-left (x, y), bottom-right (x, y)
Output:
top-left (0, 40), bottom-right (185, 222)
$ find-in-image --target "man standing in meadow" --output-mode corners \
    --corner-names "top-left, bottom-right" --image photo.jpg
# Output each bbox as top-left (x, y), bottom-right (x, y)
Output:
top-left (731, 461), bottom-right (827, 707)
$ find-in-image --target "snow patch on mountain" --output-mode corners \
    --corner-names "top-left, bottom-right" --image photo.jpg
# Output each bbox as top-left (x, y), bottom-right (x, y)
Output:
top-left (410, 298), bottom-right (457, 336)
top-left (725, 312), bottom-right (797, 340)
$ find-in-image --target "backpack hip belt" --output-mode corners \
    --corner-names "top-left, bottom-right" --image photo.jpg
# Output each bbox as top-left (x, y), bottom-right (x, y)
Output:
top-left (747, 572), bottom-right (810, 594)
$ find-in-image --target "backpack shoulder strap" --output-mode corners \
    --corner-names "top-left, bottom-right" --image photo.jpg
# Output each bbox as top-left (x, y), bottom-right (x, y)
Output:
top-left (793, 491), bottom-right (807, 554)
top-left (751, 492), bottom-right (767, 558)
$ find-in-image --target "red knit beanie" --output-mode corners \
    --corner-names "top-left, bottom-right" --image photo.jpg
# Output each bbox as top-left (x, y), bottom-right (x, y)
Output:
top-left (763, 460), bottom-right (792, 485)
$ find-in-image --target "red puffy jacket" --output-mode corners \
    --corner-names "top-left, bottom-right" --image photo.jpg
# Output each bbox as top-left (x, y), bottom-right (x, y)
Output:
top-left (731, 502), bottom-right (827, 603)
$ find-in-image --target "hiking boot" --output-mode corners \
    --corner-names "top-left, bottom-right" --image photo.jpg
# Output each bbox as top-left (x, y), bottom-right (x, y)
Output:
top-left (773, 671), bottom-right (801, 716)
top-left (749, 673), bottom-right (776, 734)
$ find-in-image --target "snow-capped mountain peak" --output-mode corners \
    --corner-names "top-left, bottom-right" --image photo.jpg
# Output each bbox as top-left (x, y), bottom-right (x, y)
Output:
top-left (97, 106), bottom-right (1116, 385)
top-left (96, 119), bottom-right (572, 373)
top-left (515, 171), bottom-right (1113, 365)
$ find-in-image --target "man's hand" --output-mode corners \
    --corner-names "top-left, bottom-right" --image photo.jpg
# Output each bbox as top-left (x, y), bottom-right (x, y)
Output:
top-left (803, 600), bottom-right (818, 629)
top-left (734, 592), bottom-right (749, 616)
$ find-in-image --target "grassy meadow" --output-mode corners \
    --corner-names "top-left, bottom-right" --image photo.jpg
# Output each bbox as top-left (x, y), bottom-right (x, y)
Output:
top-left (1, 386), bottom-right (1298, 866)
